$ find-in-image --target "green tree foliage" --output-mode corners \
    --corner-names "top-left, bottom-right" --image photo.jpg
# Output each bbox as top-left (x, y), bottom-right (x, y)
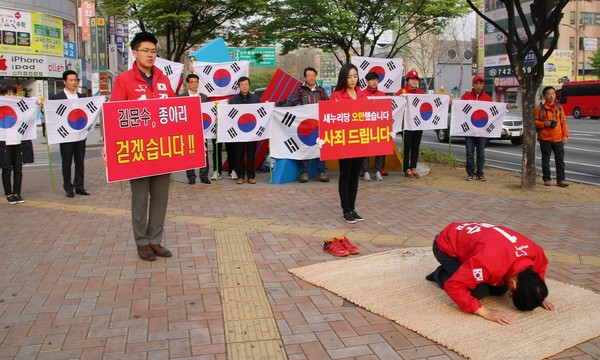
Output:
top-left (99, 0), bottom-right (268, 62)
top-left (250, 71), bottom-right (276, 89)
top-left (591, 50), bottom-right (600, 75)
top-left (230, 0), bottom-right (469, 64)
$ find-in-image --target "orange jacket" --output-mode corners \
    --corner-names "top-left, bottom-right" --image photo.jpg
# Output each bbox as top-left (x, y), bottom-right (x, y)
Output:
top-left (535, 102), bottom-right (568, 142)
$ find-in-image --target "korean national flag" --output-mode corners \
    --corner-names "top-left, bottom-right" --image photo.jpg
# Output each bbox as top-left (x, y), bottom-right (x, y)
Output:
top-left (202, 101), bottom-right (219, 140)
top-left (0, 97), bottom-right (39, 141)
top-left (270, 104), bottom-right (320, 160)
top-left (451, 100), bottom-right (506, 138)
top-left (44, 96), bottom-right (106, 144)
top-left (352, 56), bottom-right (404, 93)
top-left (193, 61), bottom-right (250, 97)
top-left (217, 102), bottom-right (274, 143)
top-left (368, 96), bottom-right (406, 133)
top-left (403, 94), bottom-right (450, 131)
top-left (128, 46), bottom-right (184, 93)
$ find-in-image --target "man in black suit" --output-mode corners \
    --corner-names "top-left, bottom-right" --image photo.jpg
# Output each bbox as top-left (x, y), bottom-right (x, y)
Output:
top-left (51, 70), bottom-right (88, 198)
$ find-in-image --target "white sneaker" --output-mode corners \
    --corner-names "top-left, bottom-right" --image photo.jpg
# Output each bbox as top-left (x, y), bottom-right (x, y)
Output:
top-left (363, 172), bottom-right (371, 182)
top-left (230, 170), bottom-right (238, 180)
top-left (375, 171), bottom-right (383, 181)
top-left (210, 172), bottom-right (221, 180)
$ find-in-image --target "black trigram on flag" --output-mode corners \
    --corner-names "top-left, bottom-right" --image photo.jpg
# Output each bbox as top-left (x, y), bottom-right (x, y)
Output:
top-left (284, 138), bottom-right (299, 153)
top-left (17, 100), bottom-right (28, 112)
top-left (432, 115), bottom-right (440, 125)
top-left (163, 65), bottom-right (173, 76)
top-left (413, 116), bottom-right (421, 127)
top-left (412, 97), bottom-right (420, 107)
top-left (228, 108), bottom-right (239, 119)
top-left (87, 124), bottom-right (94, 132)
top-left (205, 83), bottom-right (215, 93)
top-left (391, 100), bottom-right (398, 111)
top-left (256, 126), bottom-right (266, 137)
top-left (384, 79), bottom-right (393, 89)
top-left (211, 126), bottom-right (217, 134)
top-left (202, 66), bottom-right (213, 75)
top-left (86, 101), bottom-right (98, 113)
top-left (490, 105), bottom-right (499, 116)
top-left (358, 79), bottom-right (367, 89)
top-left (210, 106), bottom-right (217, 116)
top-left (460, 122), bottom-right (470, 132)
top-left (17, 123), bottom-right (28, 135)
top-left (281, 112), bottom-right (296, 127)
top-left (386, 61), bottom-right (396, 71)
top-left (462, 104), bottom-right (473, 114)
top-left (58, 126), bottom-right (70, 138)
top-left (56, 103), bottom-right (67, 116)
top-left (359, 60), bottom-right (370, 70)
top-left (227, 127), bottom-right (238, 138)
top-left (231, 63), bottom-right (241, 72)
top-left (232, 80), bottom-right (239, 91)
top-left (434, 97), bottom-right (442, 107)
top-left (257, 106), bottom-right (267, 118)
top-left (486, 124), bottom-right (495, 133)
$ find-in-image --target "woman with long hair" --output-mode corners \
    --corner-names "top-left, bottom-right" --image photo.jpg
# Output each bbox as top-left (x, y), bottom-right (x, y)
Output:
top-left (330, 63), bottom-right (367, 224)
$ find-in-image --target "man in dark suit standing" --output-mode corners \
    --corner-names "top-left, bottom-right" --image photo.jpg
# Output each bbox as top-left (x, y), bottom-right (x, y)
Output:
top-left (51, 70), bottom-right (88, 198)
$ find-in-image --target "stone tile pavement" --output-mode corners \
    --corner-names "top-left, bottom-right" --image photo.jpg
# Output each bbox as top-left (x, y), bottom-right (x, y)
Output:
top-left (1, 131), bottom-right (599, 359)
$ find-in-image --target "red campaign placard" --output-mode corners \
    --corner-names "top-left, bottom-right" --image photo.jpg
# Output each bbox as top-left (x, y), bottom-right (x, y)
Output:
top-left (102, 97), bottom-right (205, 182)
top-left (318, 98), bottom-right (394, 161)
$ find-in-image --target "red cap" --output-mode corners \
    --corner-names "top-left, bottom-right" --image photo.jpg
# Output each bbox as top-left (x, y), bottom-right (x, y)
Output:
top-left (406, 69), bottom-right (419, 79)
top-left (472, 75), bottom-right (484, 83)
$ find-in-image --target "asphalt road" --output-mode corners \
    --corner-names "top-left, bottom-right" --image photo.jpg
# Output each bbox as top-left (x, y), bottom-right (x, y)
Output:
top-left (417, 117), bottom-right (600, 185)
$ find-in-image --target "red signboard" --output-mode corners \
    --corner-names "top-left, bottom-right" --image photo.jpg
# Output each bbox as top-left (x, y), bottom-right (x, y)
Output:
top-left (81, 0), bottom-right (95, 42)
top-left (318, 98), bottom-right (393, 161)
top-left (103, 97), bottom-right (205, 182)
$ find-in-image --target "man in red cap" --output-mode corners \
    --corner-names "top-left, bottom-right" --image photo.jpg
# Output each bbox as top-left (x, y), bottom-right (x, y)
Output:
top-left (461, 76), bottom-right (493, 181)
top-left (396, 69), bottom-right (425, 178)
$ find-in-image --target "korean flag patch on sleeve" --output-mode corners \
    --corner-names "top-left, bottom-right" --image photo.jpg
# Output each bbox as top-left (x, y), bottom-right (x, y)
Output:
top-left (158, 83), bottom-right (167, 91)
top-left (473, 268), bottom-right (484, 282)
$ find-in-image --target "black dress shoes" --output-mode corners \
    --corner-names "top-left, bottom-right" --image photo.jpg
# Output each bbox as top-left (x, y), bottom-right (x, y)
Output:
top-left (66, 190), bottom-right (75, 198)
top-left (75, 189), bottom-right (90, 195)
top-left (200, 177), bottom-right (211, 184)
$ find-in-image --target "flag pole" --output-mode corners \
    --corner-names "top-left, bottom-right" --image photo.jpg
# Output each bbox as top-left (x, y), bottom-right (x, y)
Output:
top-left (40, 101), bottom-right (56, 193)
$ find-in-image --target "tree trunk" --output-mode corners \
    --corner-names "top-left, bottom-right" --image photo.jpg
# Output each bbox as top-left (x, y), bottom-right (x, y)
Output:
top-left (520, 81), bottom-right (539, 189)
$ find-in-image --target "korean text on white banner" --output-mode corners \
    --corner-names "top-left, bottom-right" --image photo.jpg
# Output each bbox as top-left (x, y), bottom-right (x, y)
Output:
top-left (44, 96), bottom-right (106, 144)
top-left (0, 97), bottom-right (39, 141)
top-left (216, 102), bottom-right (274, 143)
top-left (403, 94), bottom-right (450, 131)
top-left (201, 101), bottom-right (218, 140)
top-left (352, 56), bottom-right (404, 93)
top-left (192, 61), bottom-right (250, 97)
top-left (368, 96), bottom-right (406, 133)
top-left (270, 104), bottom-right (320, 160)
top-left (128, 46), bottom-right (184, 94)
top-left (451, 100), bottom-right (507, 138)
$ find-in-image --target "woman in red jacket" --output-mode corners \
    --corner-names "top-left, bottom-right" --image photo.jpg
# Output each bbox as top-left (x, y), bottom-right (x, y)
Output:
top-left (330, 63), bottom-right (367, 224)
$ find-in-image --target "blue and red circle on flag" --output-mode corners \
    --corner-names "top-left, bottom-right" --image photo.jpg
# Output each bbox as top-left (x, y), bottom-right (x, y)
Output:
top-left (0, 106), bottom-right (17, 129)
top-left (419, 102), bottom-right (433, 121)
top-left (202, 113), bottom-right (213, 130)
top-left (297, 118), bottom-right (319, 146)
top-left (470, 109), bottom-right (489, 128)
top-left (213, 69), bottom-right (232, 88)
top-left (238, 113), bottom-right (257, 133)
top-left (67, 108), bottom-right (88, 130)
top-left (368, 66), bottom-right (386, 83)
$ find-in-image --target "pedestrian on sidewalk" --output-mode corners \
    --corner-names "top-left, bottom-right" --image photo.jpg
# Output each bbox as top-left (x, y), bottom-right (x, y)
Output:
top-left (330, 63), bottom-right (367, 224)
top-left (397, 69), bottom-right (425, 178)
top-left (105, 31), bottom-right (176, 261)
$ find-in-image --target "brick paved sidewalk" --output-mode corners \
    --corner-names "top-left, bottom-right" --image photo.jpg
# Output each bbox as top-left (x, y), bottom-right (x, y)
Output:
top-left (1, 149), bottom-right (599, 359)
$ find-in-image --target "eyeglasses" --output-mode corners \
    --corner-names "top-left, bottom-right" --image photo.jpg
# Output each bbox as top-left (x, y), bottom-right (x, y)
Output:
top-left (135, 48), bottom-right (158, 55)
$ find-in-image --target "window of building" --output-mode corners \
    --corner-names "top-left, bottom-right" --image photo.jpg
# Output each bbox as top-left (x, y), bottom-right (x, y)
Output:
top-left (570, 11), bottom-right (576, 25)
top-left (570, 37), bottom-right (575, 50)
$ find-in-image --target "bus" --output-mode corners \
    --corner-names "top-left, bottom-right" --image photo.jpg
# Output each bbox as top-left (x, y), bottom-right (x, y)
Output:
top-left (558, 80), bottom-right (600, 119)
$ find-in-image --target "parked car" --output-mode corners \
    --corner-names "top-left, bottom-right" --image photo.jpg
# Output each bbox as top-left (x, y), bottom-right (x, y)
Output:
top-left (435, 111), bottom-right (523, 145)
top-left (254, 87), bottom-right (267, 99)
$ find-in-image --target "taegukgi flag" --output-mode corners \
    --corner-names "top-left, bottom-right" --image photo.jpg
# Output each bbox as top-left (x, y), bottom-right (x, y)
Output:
top-left (44, 96), bottom-right (106, 144)
top-left (352, 56), bottom-right (404, 93)
top-left (192, 61), bottom-right (250, 97)
top-left (128, 46), bottom-right (184, 94)
top-left (217, 102), bottom-right (275, 143)
top-left (451, 100), bottom-right (507, 138)
top-left (270, 104), bottom-right (320, 160)
top-left (201, 101), bottom-right (218, 140)
top-left (368, 96), bottom-right (406, 133)
top-left (403, 94), bottom-right (450, 131)
top-left (0, 97), bottom-right (38, 141)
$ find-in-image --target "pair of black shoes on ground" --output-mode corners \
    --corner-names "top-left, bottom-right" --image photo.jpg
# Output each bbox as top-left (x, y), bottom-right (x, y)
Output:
top-left (188, 177), bottom-right (211, 184)
top-left (66, 188), bottom-right (90, 197)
